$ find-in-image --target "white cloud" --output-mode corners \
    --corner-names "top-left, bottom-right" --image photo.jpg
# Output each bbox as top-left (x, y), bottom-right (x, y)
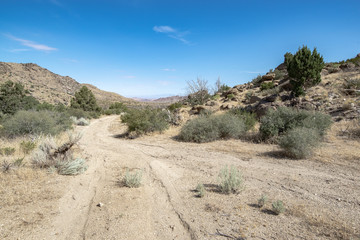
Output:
top-left (162, 68), bottom-right (176, 72)
top-left (153, 26), bottom-right (175, 33)
top-left (8, 48), bottom-right (30, 52)
top-left (153, 25), bottom-right (191, 45)
top-left (5, 34), bottom-right (57, 52)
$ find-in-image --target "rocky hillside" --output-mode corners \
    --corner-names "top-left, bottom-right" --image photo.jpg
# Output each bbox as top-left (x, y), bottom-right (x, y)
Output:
top-left (177, 54), bottom-right (360, 123)
top-left (0, 62), bottom-right (135, 107)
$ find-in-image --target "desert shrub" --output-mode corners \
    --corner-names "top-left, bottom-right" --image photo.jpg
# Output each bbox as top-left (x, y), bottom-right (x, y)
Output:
top-left (121, 108), bottom-right (169, 135)
top-left (286, 46), bottom-right (325, 96)
top-left (178, 114), bottom-right (246, 143)
top-left (71, 116), bottom-right (89, 126)
top-left (279, 127), bottom-right (321, 159)
top-left (214, 114), bottom-right (246, 139)
top-left (123, 169), bottom-right (142, 188)
top-left (186, 78), bottom-right (211, 106)
top-left (272, 200), bottom-right (285, 215)
top-left (258, 195), bottom-right (268, 208)
top-left (168, 102), bottom-right (183, 112)
top-left (259, 107), bottom-right (332, 140)
top-left (0, 147), bottom-right (16, 156)
top-left (211, 94), bottom-right (220, 100)
top-left (219, 84), bottom-right (231, 93)
top-left (245, 91), bottom-right (254, 102)
top-left (56, 158), bottom-right (88, 175)
top-left (1, 159), bottom-right (13, 172)
top-left (251, 74), bottom-right (262, 86)
top-left (196, 183), bottom-right (206, 198)
top-left (344, 78), bottom-right (360, 95)
top-left (1, 110), bottom-right (72, 137)
top-left (20, 141), bottom-right (37, 155)
top-left (227, 108), bottom-right (257, 131)
top-left (105, 102), bottom-right (128, 115)
top-left (218, 165), bottom-right (244, 194)
top-left (227, 93), bottom-right (235, 99)
top-left (274, 69), bottom-right (285, 80)
top-left (260, 82), bottom-right (275, 91)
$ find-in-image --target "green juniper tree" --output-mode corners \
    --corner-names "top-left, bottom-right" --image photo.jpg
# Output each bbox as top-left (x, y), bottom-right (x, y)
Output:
top-left (70, 86), bottom-right (101, 112)
top-left (285, 46), bottom-right (325, 97)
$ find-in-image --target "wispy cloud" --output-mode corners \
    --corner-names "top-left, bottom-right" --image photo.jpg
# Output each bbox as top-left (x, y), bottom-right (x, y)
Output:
top-left (5, 34), bottom-right (57, 52)
top-left (153, 25), bottom-right (191, 45)
top-left (162, 68), bottom-right (176, 72)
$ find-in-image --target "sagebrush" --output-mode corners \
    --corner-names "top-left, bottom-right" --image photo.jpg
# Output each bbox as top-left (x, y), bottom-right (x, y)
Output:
top-left (218, 166), bottom-right (244, 194)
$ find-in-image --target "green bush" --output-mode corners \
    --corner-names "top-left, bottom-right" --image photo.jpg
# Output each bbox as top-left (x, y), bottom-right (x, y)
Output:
top-left (227, 93), bottom-right (235, 99)
top-left (168, 102), bottom-right (183, 112)
top-left (70, 86), bottom-right (101, 112)
top-left (196, 183), bottom-right (206, 198)
top-left (218, 166), bottom-right (244, 194)
top-left (251, 74), bottom-right (262, 86)
top-left (279, 127), bottom-right (321, 159)
top-left (286, 46), bottom-right (325, 96)
top-left (20, 141), bottom-right (37, 155)
top-left (56, 158), bottom-right (88, 175)
top-left (258, 195), bottom-right (268, 208)
top-left (259, 107), bottom-right (332, 140)
top-left (121, 108), bottom-right (169, 135)
top-left (219, 84), bottom-right (231, 93)
top-left (178, 114), bottom-right (246, 143)
top-left (105, 102), bottom-right (128, 115)
top-left (1, 110), bottom-right (72, 137)
top-left (260, 82), bottom-right (275, 91)
top-left (227, 108), bottom-right (257, 131)
top-left (274, 69), bottom-right (285, 80)
top-left (0, 147), bottom-right (16, 156)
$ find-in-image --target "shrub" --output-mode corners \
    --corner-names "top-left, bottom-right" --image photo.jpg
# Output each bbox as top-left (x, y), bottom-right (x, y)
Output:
top-left (20, 141), bottom-right (37, 155)
top-left (227, 108), bottom-right (257, 131)
top-left (196, 183), bottom-right (206, 198)
top-left (56, 158), bottom-right (88, 175)
top-left (1, 110), bottom-right (72, 137)
top-left (1, 159), bottom-right (13, 173)
top-left (279, 127), bottom-right (321, 159)
top-left (274, 69), bottom-right (285, 80)
top-left (186, 78), bottom-right (211, 106)
top-left (168, 102), bottom-right (183, 112)
top-left (272, 200), bottom-right (285, 215)
top-left (105, 102), bottom-right (128, 115)
top-left (123, 169), bottom-right (142, 188)
top-left (219, 84), bottom-right (231, 93)
top-left (286, 46), bottom-right (325, 96)
top-left (66, 108), bottom-right (91, 119)
top-left (71, 116), bottom-right (90, 126)
top-left (211, 94), bottom-right (220, 101)
top-left (251, 74), bottom-right (262, 86)
top-left (258, 195), bottom-right (268, 208)
top-left (259, 107), bottom-right (332, 140)
top-left (121, 108), bottom-right (169, 135)
top-left (218, 165), bottom-right (244, 194)
top-left (260, 82), bottom-right (275, 91)
top-left (227, 93), bottom-right (235, 99)
top-left (344, 78), bottom-right (360, 95)
top-left (178, 114), bottom-right (246, 143)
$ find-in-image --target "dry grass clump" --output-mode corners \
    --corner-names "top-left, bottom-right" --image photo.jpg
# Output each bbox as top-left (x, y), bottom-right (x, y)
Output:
top-left (122, 169), bottom-right (142, 188)
top-left (31, 132), bottom-right (87, 175)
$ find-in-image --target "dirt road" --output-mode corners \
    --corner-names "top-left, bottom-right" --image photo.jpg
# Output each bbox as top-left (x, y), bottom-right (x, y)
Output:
top-left (2, 116), bottom-right (359, 239)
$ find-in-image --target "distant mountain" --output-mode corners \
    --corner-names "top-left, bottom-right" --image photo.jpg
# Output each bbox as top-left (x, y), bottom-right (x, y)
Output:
top-left (0, 62), bottom-right (135, 108)
top-left (132, 95), bottom-right (186, 104)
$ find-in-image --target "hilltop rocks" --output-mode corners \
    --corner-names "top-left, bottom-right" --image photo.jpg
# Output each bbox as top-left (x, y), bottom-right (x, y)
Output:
top-left (262, 73), bottom-right (276, 81)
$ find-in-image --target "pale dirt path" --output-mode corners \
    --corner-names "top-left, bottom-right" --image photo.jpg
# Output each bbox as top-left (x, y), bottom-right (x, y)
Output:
top-left (33, 116), bottom-right (360, 240)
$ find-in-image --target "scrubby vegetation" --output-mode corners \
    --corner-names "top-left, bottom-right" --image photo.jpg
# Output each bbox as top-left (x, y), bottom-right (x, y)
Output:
top-left (260, 107), bottom-right (332, 140)
top-left (260, 81), bottom-right (275, 91)
top-left (227, 108), bottom-right (257, 131)
top-left (179, 114), bottom-right (247, 143)
top-left (218, 165), bottom-right (244, 194)
top-left (1, 110), bottom-right (72, 138)
top-left (272, 200), bottom-right (285, 215)
top-left (70, 86), bottom-right (101, 112)
top-left (104, 102), bottom-right (128, 115)
top-left (196, 183), bottom-right (206, 198)
top-left (121, 107), bottom-right (169, 135)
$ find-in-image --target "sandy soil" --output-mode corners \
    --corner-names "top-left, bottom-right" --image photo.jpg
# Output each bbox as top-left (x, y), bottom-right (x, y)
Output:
top-left (1, 115), bottom-right (359, 239)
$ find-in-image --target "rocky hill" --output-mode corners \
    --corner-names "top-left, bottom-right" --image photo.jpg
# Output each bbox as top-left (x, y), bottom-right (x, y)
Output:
top-left (0, 62), bottom-right (135, 108)
top-left (176, 54), bottom-right (360, 124)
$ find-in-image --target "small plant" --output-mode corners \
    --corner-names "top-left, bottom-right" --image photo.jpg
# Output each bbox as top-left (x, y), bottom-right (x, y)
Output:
top-left (343, 78), bottom-right (360, 95)
top-left (258, 194), bottom-right (268, 208)
top-left (20, 140), bottom-right (37, 155)
top-left (251, 74), bottom-right (262, 86)
top-left (272, 200), bottom-right (285, 215)
top-left (123, 169), bottom-right (142, 188)
top-left (1, 159), bottom-right (13, 172)
top-left (227, 108), bottom-right (257, 131)
top-left (279, 127), bottom-right (321, 159)
top-left (218, 166), bottom-right (244, 194)
top-left (211, 94), bottom-right (220, 100)
top-left (260, 82), bottom-right (275, 91)
top-left (56, 158), bottom-right (88, 175)
top-left (76, 117), bottom-right (90, 126)
top-left (0, 147), bottom-right (16, 156)
top-left (227, 93), bottom-right (235, 100)
top-left (168, 102), bottom-right (183, 111)
top-left (274, 69), bottom-right (285, 80)
top-left (196, 183), bottom-right (206, 198)
top-left (13, 158), bottom-right (25, 167)
top-left (245, 91), bottom-right (254, 102)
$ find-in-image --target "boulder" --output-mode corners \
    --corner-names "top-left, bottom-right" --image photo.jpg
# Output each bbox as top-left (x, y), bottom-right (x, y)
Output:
top-left (263, 94), bottom-right (278, 102)
top-left (262, 73), bottom-right (276, 81)
top-left (220, 103), bottom-right (235, 110)
top-left (248, 95), bottom-right (262, 104)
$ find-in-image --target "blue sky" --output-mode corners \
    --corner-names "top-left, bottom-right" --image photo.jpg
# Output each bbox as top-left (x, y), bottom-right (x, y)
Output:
top-left (1, 0), bottom-right (360, 98)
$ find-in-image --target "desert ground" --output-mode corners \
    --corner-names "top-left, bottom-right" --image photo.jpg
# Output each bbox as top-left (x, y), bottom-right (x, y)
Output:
top-left (1, 115), bottom-right (359, 240)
